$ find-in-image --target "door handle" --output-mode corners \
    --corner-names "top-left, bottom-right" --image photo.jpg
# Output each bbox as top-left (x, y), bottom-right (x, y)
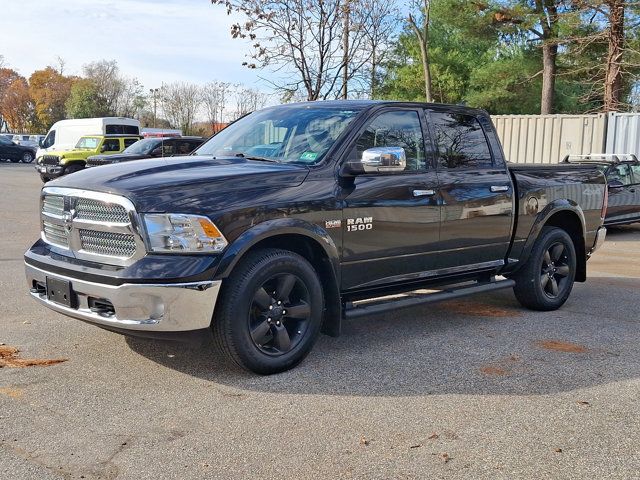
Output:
top-left (413, 189), bottom-right (436, 197)
top-left (490, 185), bottom-right (510, 193)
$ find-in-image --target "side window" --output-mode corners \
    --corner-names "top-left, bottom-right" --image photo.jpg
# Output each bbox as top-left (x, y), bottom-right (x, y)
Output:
top-left (429, 111), bottom-right (493, 169)
top-left (608, 164), bottom-right (633, 185)
top-left (631, 165), bottom-right (640, 184)
top-left (102, 139), bottom-right (120, 152)
top-left (42, 131), bottom-right (55, 148)
top-left (124, 138), bottom-right (138, 148)
top-left (354, 110), bottom-right (426, 171)
top-left (162, 141), bottom-right (176, 156)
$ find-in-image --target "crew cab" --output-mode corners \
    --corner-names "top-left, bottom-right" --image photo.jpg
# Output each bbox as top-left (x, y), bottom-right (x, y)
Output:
top-left (563, 154), bottom-right (640, 226)
top-left (36, 134), bottom-right (141, 181)
top-left (25, 101), bottom-right (608, 374)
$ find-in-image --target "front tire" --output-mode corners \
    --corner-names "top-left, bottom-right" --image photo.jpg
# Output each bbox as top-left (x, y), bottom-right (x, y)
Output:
top-left (513, 226), bottom-right (577, 311)
top-left (212, 248), bottom-right (324, 374)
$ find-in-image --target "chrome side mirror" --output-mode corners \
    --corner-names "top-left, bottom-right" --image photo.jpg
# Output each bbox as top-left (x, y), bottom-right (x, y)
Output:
top-left (361, 147), bottom-right (406, 173)
top-left (340, 147), bottom-right (407, 176)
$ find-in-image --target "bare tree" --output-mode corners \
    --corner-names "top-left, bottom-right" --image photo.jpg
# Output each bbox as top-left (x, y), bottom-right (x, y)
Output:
top-left (211, 0), bottom-right (394, 100)
top-left (202, 81), bottom-right (233, 127)
top-left (160, 82), bottom-right (202, 135)
top-left (407, 0), bottom-right (433, 102)
top-left (233, 85), bottom-right (268, 119)
top-left (361, 0), bottom-right (399, 98)
top-left (82, 60), bottom-right (144, 117)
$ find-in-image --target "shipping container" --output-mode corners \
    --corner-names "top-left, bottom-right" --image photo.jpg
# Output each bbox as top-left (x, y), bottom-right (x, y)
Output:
top-left (491, 114), bottom-right (607, 164)
top-left (606, 113), bottom-right (640, 159)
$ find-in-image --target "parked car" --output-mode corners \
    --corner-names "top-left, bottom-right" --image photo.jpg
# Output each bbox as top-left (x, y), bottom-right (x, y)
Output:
top-left (86, 137), bottom-right (205, 167)
top-left (35, 134), bottom-right (141, 181)
top-left (25, 101), bottom-right (608, 374)
top-left (12, 134), bottom-right (41, 151)
top-left (0, 135), bottom-right (36, 163)
top-left (36, 117), bottom-right (141, 159)
top-left (563, 154), bottom-right (640, 226)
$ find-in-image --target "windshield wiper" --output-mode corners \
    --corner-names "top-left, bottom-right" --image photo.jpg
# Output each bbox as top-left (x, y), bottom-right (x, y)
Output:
top-left (234, 153), bottom-right (280, 163)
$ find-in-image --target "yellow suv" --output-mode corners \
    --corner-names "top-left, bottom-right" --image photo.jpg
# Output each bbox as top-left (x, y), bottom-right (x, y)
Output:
top-left (36, 134), bottom-right (141, 182)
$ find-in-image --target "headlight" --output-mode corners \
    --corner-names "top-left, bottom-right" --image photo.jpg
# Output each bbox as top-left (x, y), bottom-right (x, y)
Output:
top-left (142, 214), bottom-right (228, 253)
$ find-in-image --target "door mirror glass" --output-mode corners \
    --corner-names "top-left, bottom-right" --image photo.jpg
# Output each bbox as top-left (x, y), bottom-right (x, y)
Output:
top-left (341, 147), bottom-right (407, 175)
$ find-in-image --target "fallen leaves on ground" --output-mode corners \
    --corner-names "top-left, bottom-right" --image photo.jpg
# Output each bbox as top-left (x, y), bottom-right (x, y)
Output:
top-left (438, 300), bottom-right (522, 318)
top-left (0, 345), bottom-right (68, 368)
top-left (0, 387), bottom-right (23, 399)
top-left (535, 340), bottom-right (588, 353)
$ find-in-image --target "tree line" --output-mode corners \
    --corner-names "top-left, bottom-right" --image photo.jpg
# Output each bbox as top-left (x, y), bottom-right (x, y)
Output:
top-left (1, 1), bottom-right (638, 134)
top-left (214, 0), bottom-right (640, 114)
top-left (0, 56), bottom-right (267, 135)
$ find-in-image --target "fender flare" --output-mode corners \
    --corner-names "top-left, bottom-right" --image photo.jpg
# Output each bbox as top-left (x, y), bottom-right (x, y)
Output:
top-left (216, 217), bottom-right (341, 283)
top-left (517, 199), bottom-right (587, 276)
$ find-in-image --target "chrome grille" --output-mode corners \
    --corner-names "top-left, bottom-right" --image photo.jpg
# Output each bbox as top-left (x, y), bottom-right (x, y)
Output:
top-left (43, 221), bottom-right (68, 247)
top-left (75, 198), bottom-right (129, 223)
top-left (79, 230), bottom-right (137, 257)
top-left (42, 195), bottom-right (64, 216)
top-left (40, 188), bottom-right (143, 266)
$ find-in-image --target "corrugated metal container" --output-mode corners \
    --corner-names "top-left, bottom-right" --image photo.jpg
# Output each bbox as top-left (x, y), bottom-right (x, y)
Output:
top-left (606, 113), bottom-right (640, 158)
top-left (491, 114), bottom-right (607, 164)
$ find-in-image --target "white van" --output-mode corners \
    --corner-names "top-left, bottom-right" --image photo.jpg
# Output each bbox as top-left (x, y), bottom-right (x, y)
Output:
top-left (36, 117), bottom-right (141, 158)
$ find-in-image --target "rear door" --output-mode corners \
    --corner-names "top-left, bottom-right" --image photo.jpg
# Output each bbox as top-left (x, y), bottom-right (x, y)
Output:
top-left (341, 108), bottom-right (441, 290)
top-left (606, 163), bottom-right (636, 224)
top-left (426, 109), bottom-right (513, 270)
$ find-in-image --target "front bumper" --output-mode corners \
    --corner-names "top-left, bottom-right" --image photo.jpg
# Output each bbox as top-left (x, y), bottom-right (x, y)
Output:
top-left (25, 263), bottom-right (221, 332)
top-left (587, 226), bottom-right (607, 257)
top-left (35, 164), bottom-right (64, 177)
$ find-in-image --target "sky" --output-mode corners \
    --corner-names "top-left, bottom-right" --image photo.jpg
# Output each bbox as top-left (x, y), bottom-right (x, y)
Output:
top-left (0, 0), bottom-right (264, 90)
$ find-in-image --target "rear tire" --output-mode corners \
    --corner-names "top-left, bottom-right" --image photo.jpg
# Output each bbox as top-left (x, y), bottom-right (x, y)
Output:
top-left (212, 248), bottom-right (324, 374)
top-left (21, 151), bottom-right (34, 163)
top-left (513, 226), bottom-right (577, 311)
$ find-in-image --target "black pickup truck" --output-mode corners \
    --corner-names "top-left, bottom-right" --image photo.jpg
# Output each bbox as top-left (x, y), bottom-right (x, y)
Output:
top-left (25, 101), bottom-right (608, 374)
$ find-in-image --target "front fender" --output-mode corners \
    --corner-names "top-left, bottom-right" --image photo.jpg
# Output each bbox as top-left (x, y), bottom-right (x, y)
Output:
top-left (216, 217), bottom-right (340, 281)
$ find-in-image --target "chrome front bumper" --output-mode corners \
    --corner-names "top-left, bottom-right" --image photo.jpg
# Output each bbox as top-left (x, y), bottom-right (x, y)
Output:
top-left (25, 263), bottom-right (221, 332)
top-left (588, 226), bottom-right (607, 257)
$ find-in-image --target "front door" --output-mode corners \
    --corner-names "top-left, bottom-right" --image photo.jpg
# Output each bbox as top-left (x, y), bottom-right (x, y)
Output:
top-left (426, 109), bottom-right (513, 269)
top-left (341, 109), bottom-right (441, 290)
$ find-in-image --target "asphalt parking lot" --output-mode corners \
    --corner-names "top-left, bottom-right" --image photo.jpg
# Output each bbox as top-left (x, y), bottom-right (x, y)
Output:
top-left (1, 163), bottom-right (639, 479)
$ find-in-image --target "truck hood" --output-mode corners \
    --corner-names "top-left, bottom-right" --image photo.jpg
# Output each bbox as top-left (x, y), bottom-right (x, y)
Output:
top-left (87, 153), bottom-right (152, 163)
top-left (49, 155), bottom-right (310, 212)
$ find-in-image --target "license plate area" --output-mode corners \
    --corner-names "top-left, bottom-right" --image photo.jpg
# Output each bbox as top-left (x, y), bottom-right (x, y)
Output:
top-left (46, 277), bottom-right (75, 308)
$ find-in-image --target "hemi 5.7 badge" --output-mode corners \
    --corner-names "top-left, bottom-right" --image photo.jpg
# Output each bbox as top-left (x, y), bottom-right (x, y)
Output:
top-left (325, 219), bottom-right (342, 229)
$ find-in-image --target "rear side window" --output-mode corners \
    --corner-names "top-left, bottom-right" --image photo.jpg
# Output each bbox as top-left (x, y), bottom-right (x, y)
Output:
top-left (428, 111), bottom-right (493, 169)
top-left (102, 139), bottom-right (121, 152)
top-left (106, 125), bottom-right (140, 135)
top-left (631, 165), bottom-right (640, 184)
top-left (355, 110), bottom-right (426, 171)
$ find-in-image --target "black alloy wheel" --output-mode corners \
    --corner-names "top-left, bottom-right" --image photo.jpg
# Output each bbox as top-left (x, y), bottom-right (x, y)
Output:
top-left (248, 273), bottom-right (312, 356)
top-left (212, 248), bottom-right (324, 374)
top-left (513, 226), bottom-right (577, 311)
top-left (540, 242), bottom-right (572, 299)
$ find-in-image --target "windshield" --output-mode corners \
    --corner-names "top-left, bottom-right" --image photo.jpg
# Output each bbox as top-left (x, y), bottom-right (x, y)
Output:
top-left (75, 137), bottom-right (100, 149)
top-left (194, 105), bottom-right (362, 164)
top-left (123, 138), bottom-right (159, 154)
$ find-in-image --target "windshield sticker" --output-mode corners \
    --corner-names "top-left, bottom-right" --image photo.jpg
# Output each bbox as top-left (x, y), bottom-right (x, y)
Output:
top-left (300, 151), bottom-right (319, 161)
